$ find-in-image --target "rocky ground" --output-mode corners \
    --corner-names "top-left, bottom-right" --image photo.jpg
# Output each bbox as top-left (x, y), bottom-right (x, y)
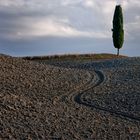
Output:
top-left (0, 54), bottom-right (140, 139)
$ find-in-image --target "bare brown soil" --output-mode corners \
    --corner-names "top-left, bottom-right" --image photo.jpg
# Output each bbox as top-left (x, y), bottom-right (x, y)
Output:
top-left (0, 54), bottom-right (140, 140)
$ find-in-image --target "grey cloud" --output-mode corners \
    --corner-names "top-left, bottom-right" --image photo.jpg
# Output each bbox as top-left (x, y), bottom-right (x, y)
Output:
top-left (0, 0), bottom-right (140, 56)
top-left (0, 0), bottom-right (111, 40)
top-left (123, 3), bottom-right (140, 41)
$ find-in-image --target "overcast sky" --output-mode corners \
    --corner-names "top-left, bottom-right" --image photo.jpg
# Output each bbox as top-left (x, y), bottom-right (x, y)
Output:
top-left (0, 0), bottom-right (140, 56)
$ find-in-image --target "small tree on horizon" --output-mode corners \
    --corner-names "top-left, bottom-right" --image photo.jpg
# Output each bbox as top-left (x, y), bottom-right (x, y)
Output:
top-left (112, 5), bottom-right (124, 56)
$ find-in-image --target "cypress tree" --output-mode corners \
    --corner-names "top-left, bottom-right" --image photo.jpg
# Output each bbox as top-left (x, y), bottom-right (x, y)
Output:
top-left (112, 5), bottom-right (124, 56)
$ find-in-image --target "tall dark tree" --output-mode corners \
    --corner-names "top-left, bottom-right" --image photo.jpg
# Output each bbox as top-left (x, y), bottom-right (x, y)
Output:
top-left (112, 5), bottom-right (124, 56)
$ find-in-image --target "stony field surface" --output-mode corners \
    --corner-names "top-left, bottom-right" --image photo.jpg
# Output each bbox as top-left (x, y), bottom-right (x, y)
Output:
top-left (0, 54), bottom-right (140, 139)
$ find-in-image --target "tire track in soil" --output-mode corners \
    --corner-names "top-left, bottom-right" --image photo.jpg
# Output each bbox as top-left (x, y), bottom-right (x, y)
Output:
top-left (73, 70), bottom-right (140, 122)
top-left (59, 71), bottom-right (97, 104)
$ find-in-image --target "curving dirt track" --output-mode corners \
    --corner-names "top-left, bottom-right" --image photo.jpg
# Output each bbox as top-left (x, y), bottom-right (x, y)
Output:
top-left (42, 57), bottom-right (140, 139)
top-left (73, 70), bottom-right (140, 122)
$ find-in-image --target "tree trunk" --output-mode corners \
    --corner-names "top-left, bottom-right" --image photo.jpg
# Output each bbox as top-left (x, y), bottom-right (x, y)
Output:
top-left (117, 48), bottom-right (119, 56)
